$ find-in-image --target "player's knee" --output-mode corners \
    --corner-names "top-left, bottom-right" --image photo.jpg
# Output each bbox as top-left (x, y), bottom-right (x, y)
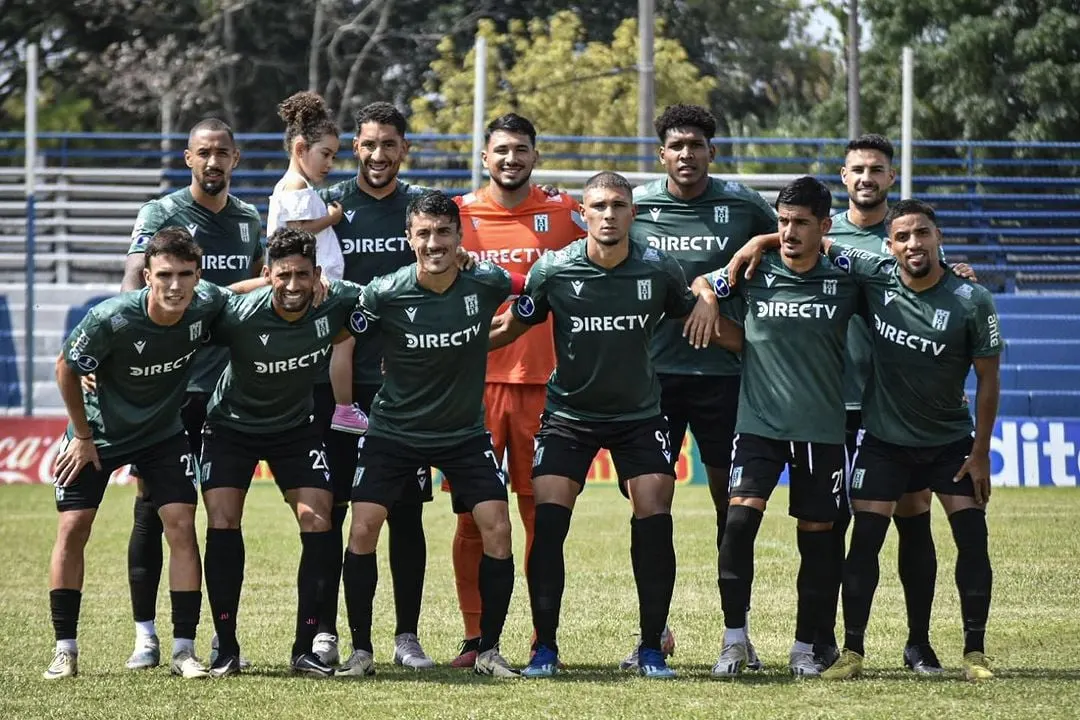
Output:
top-left (159, 507), bottom-right (197, 540)
top-left (948, 507), bottom-right (988, 555)
top-left (347, 511), bottom-right (384, 553)
top-left (455, 511), bottom-right (482, 541)
top-left (797, 519), bottom-right (833, 532)
top-left (895, 489), bottom-right (931, 517)
top-left (56, 510), bottom-right (94, 547)
top-left (296, 506), bottom-right (331, 533)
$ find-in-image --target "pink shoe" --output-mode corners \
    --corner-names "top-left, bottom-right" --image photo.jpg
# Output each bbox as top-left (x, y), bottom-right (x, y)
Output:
top-left (330, 404), bottom-right (369, 435)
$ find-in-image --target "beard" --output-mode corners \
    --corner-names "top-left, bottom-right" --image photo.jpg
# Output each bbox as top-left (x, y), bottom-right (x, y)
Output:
top-left (199, 176), bottom-right (227, 196)
top-left (490, 168), bottom-right (531, 192)
top-left (850, 186), bottom-right (888, 211)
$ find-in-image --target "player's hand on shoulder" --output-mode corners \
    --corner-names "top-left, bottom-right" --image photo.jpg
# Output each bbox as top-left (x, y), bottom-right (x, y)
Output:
top-left (726, 234), bottom-right (771, 287)
top-left (313, 274), bottom-right (330, 307)
top-left (327, 201), bottom-right (344, 225)
top-left (950, 262), bottom-right (977, 282)
top-left (683, 291), bottom-right (719, 350)
top-left (539, 184), bottom-right (562, 197)
top-left (54, 435), bottom-right (101, 487)
top-left (455, 246), bottom-right (476, 271)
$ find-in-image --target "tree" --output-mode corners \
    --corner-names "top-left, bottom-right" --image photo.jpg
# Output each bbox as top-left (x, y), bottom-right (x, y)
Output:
top-left (409, 11), bottom-right (716, 172)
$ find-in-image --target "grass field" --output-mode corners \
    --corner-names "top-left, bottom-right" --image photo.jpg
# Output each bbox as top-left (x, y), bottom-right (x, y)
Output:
top-left (2, 483), bottom-right (1079, 719)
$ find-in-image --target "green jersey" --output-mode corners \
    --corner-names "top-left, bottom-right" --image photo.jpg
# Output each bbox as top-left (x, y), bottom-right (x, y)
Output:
top-left (511, 239), bottom-right (697, 422)
top-left (631, 178), bottom-right (777, 377)
top-left (205, 281), bottom-right (362, 434)
top-left (320, 179), bottom-right (430, 385)
top-left (127, 188), bottom-right (264, 393)
top-left (61, 281), bottom-right (229, 458)
top-left (707, 251), bottom-right (860, 444)
top-left (827, 243), bottom-right (1002, 447)
top-left (351, 262), bottom-right (513, 448)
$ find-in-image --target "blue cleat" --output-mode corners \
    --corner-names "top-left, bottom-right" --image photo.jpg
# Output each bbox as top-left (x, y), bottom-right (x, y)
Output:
top-left (522, 645), bottom-right (559, 678)
top-left (638, 647), bottom-right (676, 679)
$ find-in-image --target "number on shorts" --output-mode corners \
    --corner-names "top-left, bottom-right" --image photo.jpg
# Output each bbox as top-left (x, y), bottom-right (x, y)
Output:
top-left (831, 469), bottom-right (844, 496)
top-left (654, 429), bottom-right (672, 462)
top-left (180, 452), bottom-right (199, 486)
top-left (309, 449), bottom-right (330, 471)
top-left (484, 449), bottom-right (507, 485)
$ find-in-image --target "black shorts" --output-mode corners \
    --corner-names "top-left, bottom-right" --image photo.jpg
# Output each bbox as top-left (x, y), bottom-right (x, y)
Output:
top-left (659, 373), bottom-right (740, 471)
top-left (849, 433), bottom-right (975, 502)
top-left (352, 433), bottom-right (506, 514)
top-left (532, 412), bottom-right (675, 498)
top-left (55, 433), bottom-right (198, 512)
top-left (317, 381), bottom-right (433, 506)
top-left (130, 391), bottom-right (210, 486)
top-left (728, 433), bottom-right (845, 523)
top-left (199, 421), bottom-right (332, 496)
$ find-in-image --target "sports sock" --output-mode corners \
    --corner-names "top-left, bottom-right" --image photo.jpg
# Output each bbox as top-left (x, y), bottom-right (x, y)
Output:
top-left (128, 495), bottom-right (163, 624)
top-left (293, 531), bottom-right (334, 658)
top-left (817, 510), bottom-right (849, 649)
top-left (707, 468), bottom-right (730, 590)
top-left (173, 637), bottom-right (195, 656)
top-left (478, 554), bottom-right (515, 653)
top-left (517, 494), bottom-right (537, 571)
top-left (841, 512), bottom-right (891, 657)
top-left (316, 504), bottom-right (348, 637)
top-left (894, 511), bottom-right (936, 646)
top-left (50, 588), bottom-right (81, 642)
top-left (342, 550), bottom-right (377, 654)
top-left (795, 528), bottom-right (833, 645)
top-left (169, 589), bottom-right (201, 644)
top-left (949, 508), bottom-right (992, 654)
top-left (528, 503), bottom-right (572, 653)
top-left (204, 528), bottom-right (244, 657)
top-left (387, 503), bottom-right (426, 636)
top-left (631, 514), bottom-right (676, 652)
top-left (135, 620), bottom-right (156, 641)
top-left (718, 505), bottom-right (763, 629)
top-left (452, 512), bottom-right (484, 640)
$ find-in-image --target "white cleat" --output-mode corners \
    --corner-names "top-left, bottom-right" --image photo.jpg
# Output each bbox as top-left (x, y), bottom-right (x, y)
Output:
top-left (43, 649), bottom-right (78, 680)
top-left (711, 641), bottom-right (748, 678)
top-left (474, 647), bottom-right (521, 678)
top-left (170, 649), bottom-right (210, 679)
top-left (313, 633), bottom-right (341, 666)
top-left (336, 649), bottom-right (375, 677)
top-left (393, 633), bottom-right (435, 669)
top-left (125, 635), bottom-right (160, 670)
top-left (789, 648), bottom-right (821, 677)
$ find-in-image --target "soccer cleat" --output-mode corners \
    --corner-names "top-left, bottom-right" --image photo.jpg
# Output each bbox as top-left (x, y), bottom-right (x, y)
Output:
top-left (813, 643), bottom-right (840, 673)
top-left (209, 653), bottom-right (242, 679)
top-left (474, 647), bottom-right (521, 678)
top-left (619, 625), bottom-right (676, 670)
top-left (170, 650), bottom-right (210, 679)
top-left (820, 649), bottom-right (864, 681)
top-left (43, 649), bottom-right (78, 680)
top-left (638, 647), bottom-right (676, 679)
top-left (126, 634), bottom-right (161, 670)
top-left (209, 634), bottom-right (251, 670)
top-left (962, 651), bottom-right (994, 681)
top-left (291, 652), bottom-right (335, 678)
top-left (451, 637), bottom-right (481, 668)
top-left (336, 649), bottom-right (376, 677)
top-left (393, 633), bottom-right (435, 669)
top-left (789, 648), bottom-right (822, 677)
top-left (522, 644), bottom-right (559, 678)
top-left (903, 643), bottom-right (945, 675)
top-left (711, 641), bottom-right (748, 678)
top-left (330, 404), bottom-right (369, 435)
top-left (746, 637), bottom-right (764, 671)
top-left (312, 633), bottom-right (340, 666)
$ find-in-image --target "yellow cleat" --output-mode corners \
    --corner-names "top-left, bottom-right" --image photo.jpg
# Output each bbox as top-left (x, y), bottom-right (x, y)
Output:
top-left (962, 652), bottom-right (994, 681)
top-left (820, 649), bottom-right (864, 681)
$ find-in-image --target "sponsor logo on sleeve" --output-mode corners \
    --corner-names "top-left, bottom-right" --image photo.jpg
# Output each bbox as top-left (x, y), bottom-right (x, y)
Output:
top-left (349, 311), bottom-right (369, 334)
top-left (516, 295), bottom-right (536, 318)
top-left (713, 275), bottom-right (731, 298)
top-left (110, 315), bottom-right (129, 331)
top-left (76, 355), bottom-right (99, 372)
top-left (834, 255), bottom-right (852, 272)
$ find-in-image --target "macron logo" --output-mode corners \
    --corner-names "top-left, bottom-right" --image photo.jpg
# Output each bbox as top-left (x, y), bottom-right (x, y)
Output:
top-left (133, 340), bottom-right (146, 354)
top-left (344, 210), bottom-right (356, 223)
top-left (764, 273), bottom-right (777, 288)
top-left (259, 333), bottom-right (269, 346)
top-left (405, 307), bottom-right (418, 322)
top-left (649, 208), bottom-right (661, 222)
top-left (571, 280), bottom-right (584, 296)
top-left (185, 223), bottom-right (198, 238)
top-left (884, 291), bottom-right (897, 306)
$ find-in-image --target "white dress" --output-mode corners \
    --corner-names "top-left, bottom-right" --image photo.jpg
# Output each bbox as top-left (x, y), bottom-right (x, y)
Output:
top-left (268, 171), bottom-right (345, 281)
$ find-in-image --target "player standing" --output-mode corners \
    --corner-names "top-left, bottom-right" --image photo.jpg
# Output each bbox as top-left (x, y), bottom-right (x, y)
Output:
top-left (336, 191), bottom-right (523, 678)
top-left (488, 172), bottom-right (732, 679)
top-left (120, 119), bottom-right (264, 670)
top-left (624, 103), bottom-right (777, 669)
top-left (813, 200), bottom-right (1000, 682)
top-left (447, 112), bottom-right (585, 666)
top-left (700, 177), bottom-right (859, 678)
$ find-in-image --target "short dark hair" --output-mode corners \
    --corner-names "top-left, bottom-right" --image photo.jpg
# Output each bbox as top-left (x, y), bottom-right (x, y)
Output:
top-left (845, 133), bottom-right (894, 163)
top-left (266, 227), bottom-right (317, 265)
top-left (582, 171), bottom-right (633, 200)
top-left (485, 113), bottom-right (537, 147)
top-left (188, 118), bottom-right (235, 146)
top-left (885, 198), bottom-right (937, 229)
top-left (145, 226), bottom-right (202, 268)
top-left (775, 176), bottom-right (833, 220)
top-left (654, 104), bottom-right (717, 142)
top-left (405, 191), bottom-right (461, 233)
top-left (278, 91), bottom-right (340, 154)
top-left (354, 101), bottom-right (407, 138)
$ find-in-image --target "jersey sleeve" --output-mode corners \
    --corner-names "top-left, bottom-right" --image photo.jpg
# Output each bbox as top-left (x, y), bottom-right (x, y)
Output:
top-left (747, 189), bottom-right (779, 236)
top-left (473, 261), bottom-right (514, 304)
top-left (63, 308), bottom-right (112, 375)
top-left (127, 201), bottom-right (168, 255)
top-left (660, 254), bottom-right (697, 319)
top-left (968, 289), bottom-right (1004, 358)
top-left (206, 292), bottom-right (243, 346)
top-left (511, 258), bottom-right (552, 326)
top-left (347, 279), bottom-right (383, 337)
top-left (826, 242), bottom-right (891, 284)
top-left (703, 266), bottom-right (748, 319)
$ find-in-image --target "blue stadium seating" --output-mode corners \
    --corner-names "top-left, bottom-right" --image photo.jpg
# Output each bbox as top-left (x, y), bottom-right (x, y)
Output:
top-left (64, 295), bottom-right (113, 339)
top-left (1003, 340), bottom-right (1080, 365)
top-left (0, 295), bottom-right (20, 406)
top-left (997, 314), bottom-right (1080, 339)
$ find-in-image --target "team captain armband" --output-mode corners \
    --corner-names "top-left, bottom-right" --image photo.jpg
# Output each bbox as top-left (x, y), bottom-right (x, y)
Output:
top-left (509, 271), bottom-right (526, 298)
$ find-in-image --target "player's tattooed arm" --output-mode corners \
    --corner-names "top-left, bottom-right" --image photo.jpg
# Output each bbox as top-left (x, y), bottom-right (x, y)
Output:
top-left (54, 355), bottom-right (102, 486)
top-left (488, 309), bottom-right (533, 350)
top-left (121, 253), bottom-right (147, 291)
top-left (956, 354), bottom-right (1000, 506)
top-left (725, 233), bottom-right (781, 286)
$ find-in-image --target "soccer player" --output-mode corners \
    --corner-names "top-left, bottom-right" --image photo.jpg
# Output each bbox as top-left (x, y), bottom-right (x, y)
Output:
top-left (810, 200), bottom-right (1000, 682)
top-left (199, 227), bottom-right (363, 678)
top-left (488, 171), bottom-right (734, 679)
top-left (447, 112), bottom-right (585, 666)
top-left (699, 176), bottom-right (860, 678)
top-left (120, 118), bottom-right (264, 670)
top-left (624, 103), bottom-right (777, 669)
top-left (337, 191), bottom-right (524, 679)
top-left (44, 228), bottom-right (249, 680)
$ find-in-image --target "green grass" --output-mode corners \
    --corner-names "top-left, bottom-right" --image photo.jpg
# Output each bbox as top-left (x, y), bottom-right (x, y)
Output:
top-left (2, 484), bottom-right (1079, 719)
